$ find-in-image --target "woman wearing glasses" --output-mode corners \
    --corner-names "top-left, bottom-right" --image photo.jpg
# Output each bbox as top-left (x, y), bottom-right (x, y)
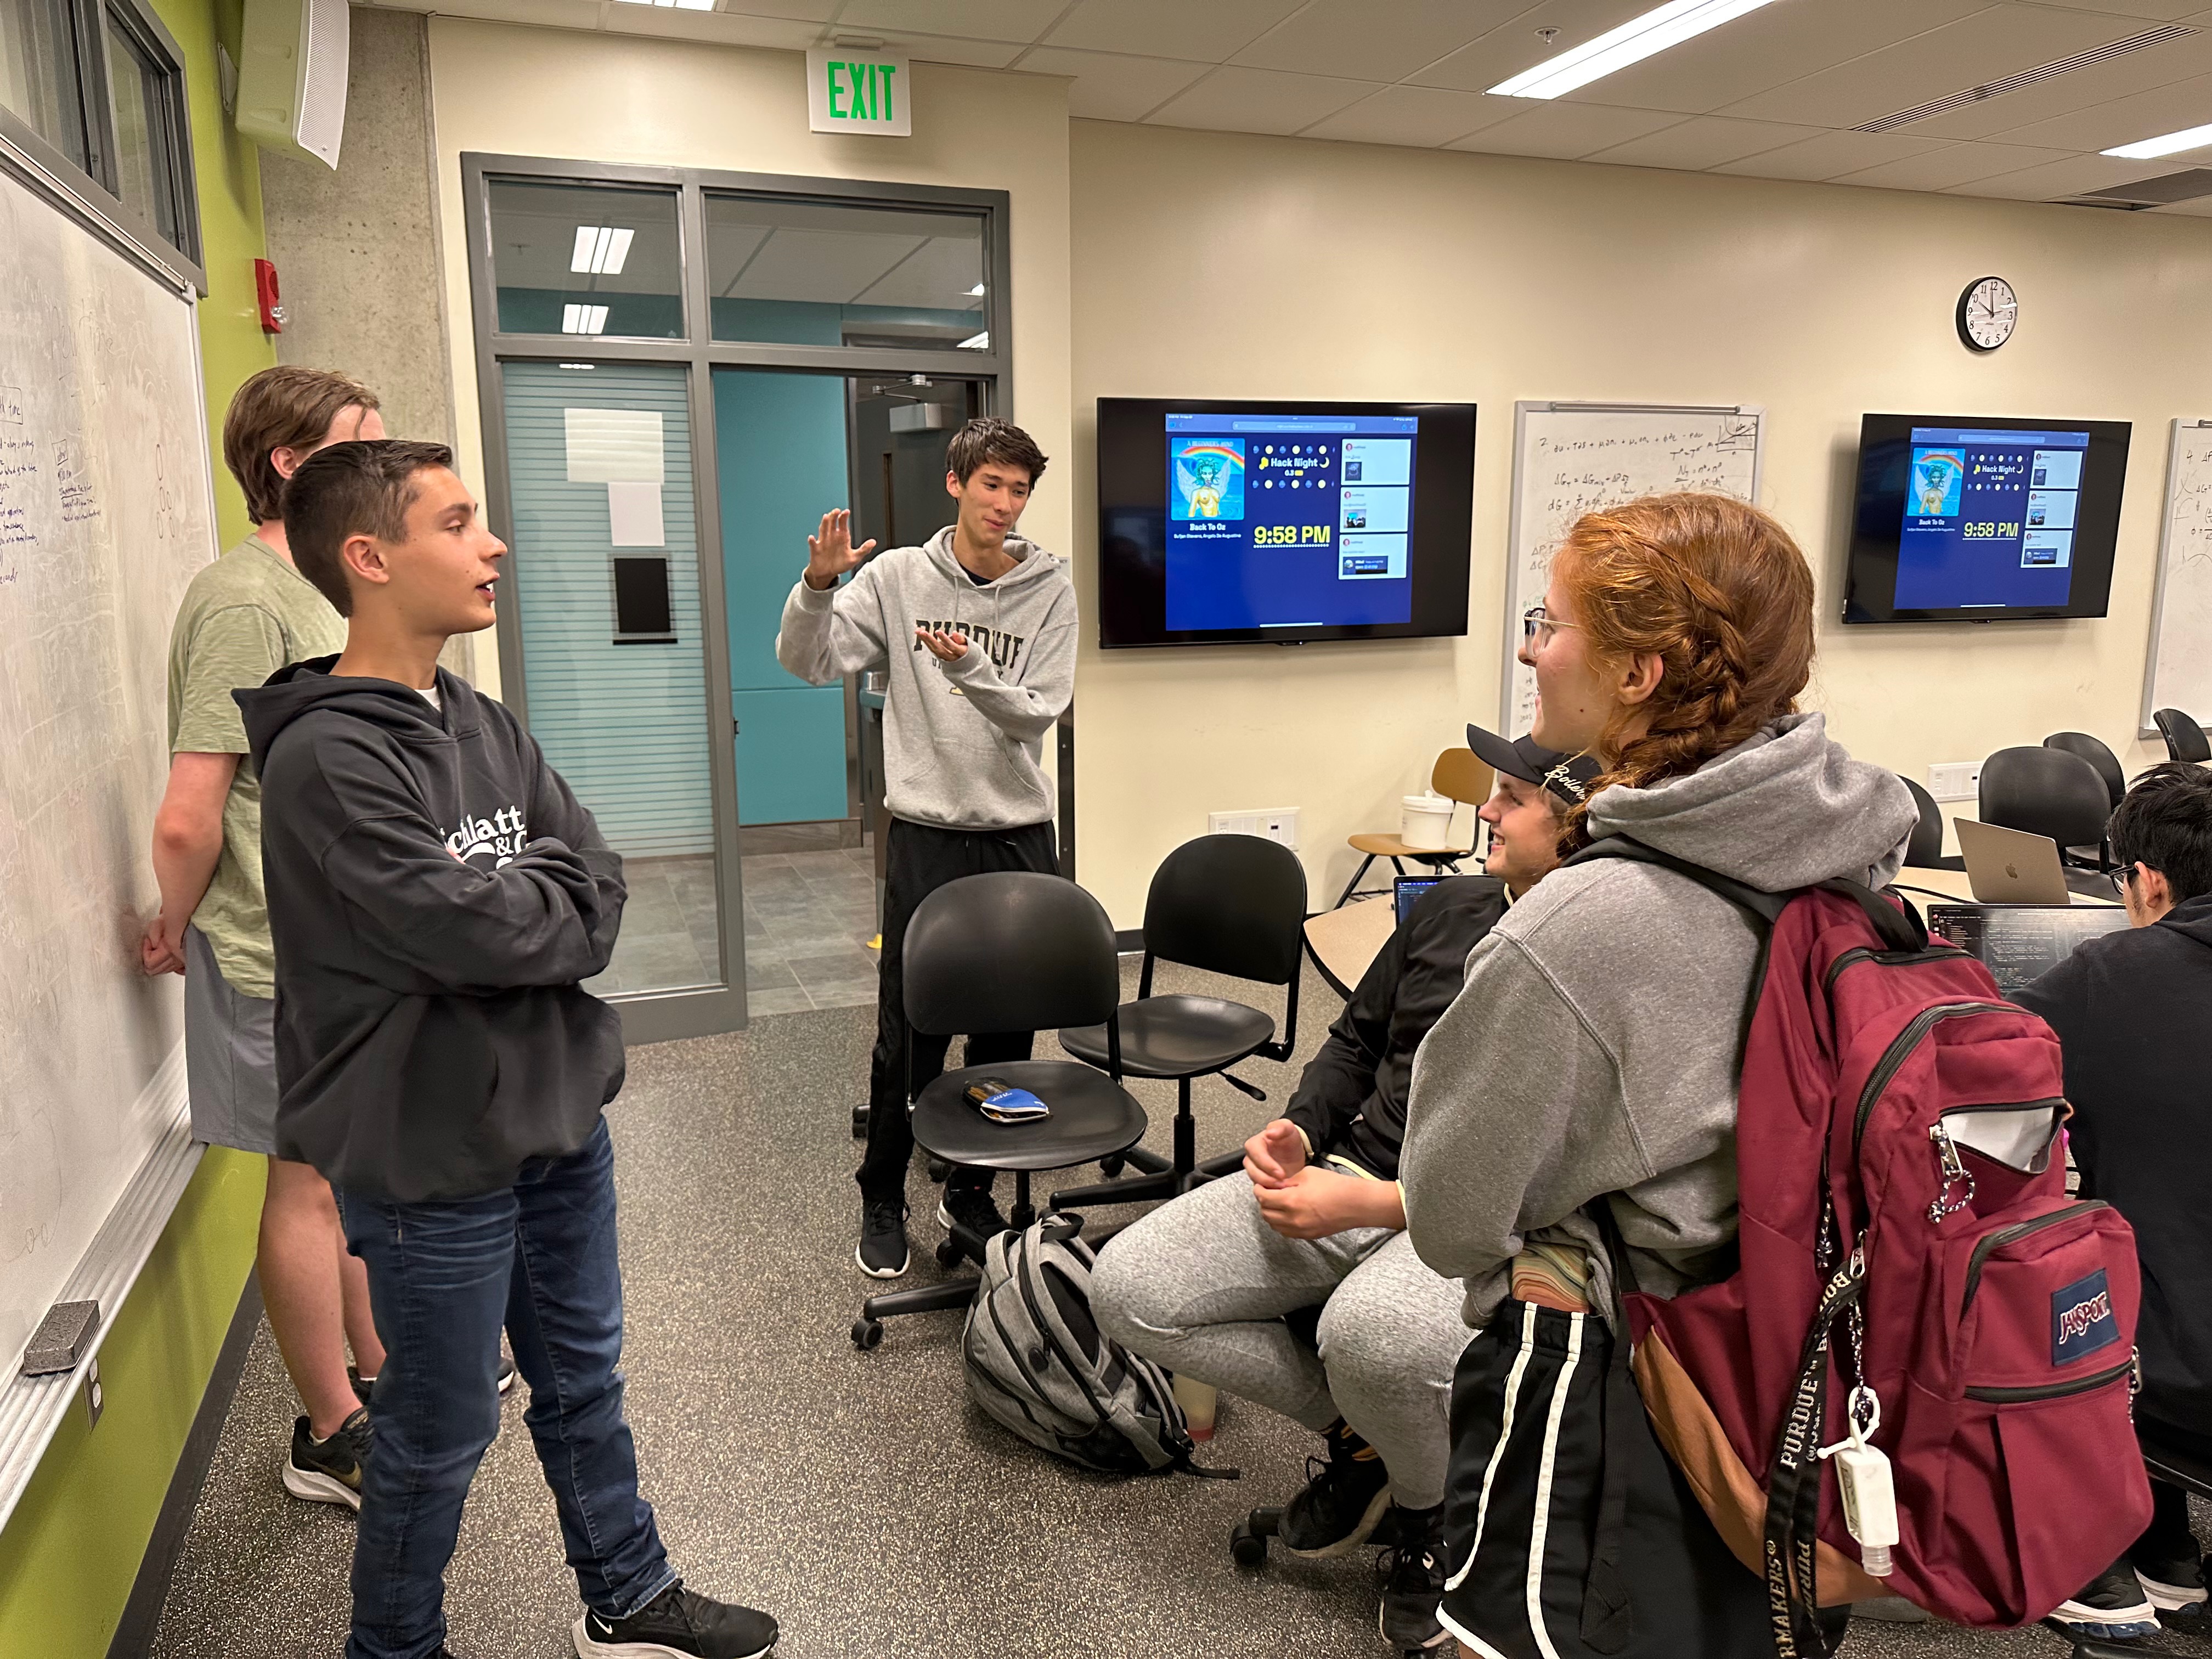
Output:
top-left (1398, 493), bottom-right (1918, 1657)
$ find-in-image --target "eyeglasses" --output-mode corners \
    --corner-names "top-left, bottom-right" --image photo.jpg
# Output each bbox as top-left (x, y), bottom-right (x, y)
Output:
top-left (2106, 862), bottom-right (2138, 899)
top-left (1522, 605), bottom-right (1579, 646)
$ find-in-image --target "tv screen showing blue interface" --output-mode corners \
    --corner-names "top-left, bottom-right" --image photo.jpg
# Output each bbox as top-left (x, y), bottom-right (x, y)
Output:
top-left (1096, 399), bottom-right (1475, 648)
top-left (1844, 414), bottom-right (2129, 624)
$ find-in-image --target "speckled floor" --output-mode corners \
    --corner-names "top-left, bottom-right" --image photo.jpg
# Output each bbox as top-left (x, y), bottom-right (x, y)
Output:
top-left (146, 960), bottom-right (2212, 1659)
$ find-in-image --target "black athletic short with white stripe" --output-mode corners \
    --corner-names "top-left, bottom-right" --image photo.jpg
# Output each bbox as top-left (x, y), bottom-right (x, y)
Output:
top-left (1437, 1300), bottom-right (1769, 1659)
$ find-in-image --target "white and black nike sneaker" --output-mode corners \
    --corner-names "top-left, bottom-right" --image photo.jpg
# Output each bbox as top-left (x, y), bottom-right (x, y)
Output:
top-left (856, 1199), bottom-right (910, 1278)
top-left (573, 1581), bottom-right (777, 1658)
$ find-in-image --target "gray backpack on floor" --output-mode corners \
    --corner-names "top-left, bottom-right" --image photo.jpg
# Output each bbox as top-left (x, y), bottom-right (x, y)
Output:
top-left (962, 1217), bottom-right (1227, 1479)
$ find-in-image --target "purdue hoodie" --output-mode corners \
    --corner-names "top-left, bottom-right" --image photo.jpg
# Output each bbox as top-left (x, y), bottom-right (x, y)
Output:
top-left (775, 527), bottom-right (1076, 831)
top-left (1401, 713), bottom-right (1918, 1328)
top-left (236, 657), bottom-right (625, 1203)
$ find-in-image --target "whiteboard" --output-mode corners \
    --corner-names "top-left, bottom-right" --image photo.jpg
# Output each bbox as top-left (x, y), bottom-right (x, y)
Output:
top-left (1500, 402), bottom-right (1764, 735)
top-left (0, 165), bottom-right (214, 1386)
top-left (2142, 420), bottom-right (2212, 736)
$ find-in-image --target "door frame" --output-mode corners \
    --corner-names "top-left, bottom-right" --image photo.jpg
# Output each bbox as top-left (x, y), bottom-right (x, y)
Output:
top-left (461, 153), bottom-right (1012, 1042)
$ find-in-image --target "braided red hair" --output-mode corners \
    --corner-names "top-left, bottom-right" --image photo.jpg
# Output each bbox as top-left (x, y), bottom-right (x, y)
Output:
top-left (1551, 493), bottom-right (1816, 852)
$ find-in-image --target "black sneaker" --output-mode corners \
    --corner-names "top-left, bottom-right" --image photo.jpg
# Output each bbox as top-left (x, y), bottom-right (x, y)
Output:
top-left (283, 1408), bottom-right (371, 1510)
top-left (1376, 1503), bottom-right (1452, 1651)
top-left (1278, 1421), bottom-right (1393, 1558)
top-left (2133, 1549), bottom-right (2209, 1614)
top-left (856, 1199), bottom-right (910, 1278)
top-left (937, 1188), bottom-right (1010, 1242)
top-left (573, 1581), bottom-right (778, 1658)
top-left (2050, 1558), bottom-right (2161, 1640)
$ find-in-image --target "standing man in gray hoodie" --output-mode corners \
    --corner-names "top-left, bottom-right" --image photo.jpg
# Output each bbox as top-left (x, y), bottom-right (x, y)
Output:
top-left (776, 419), bottom-right (1076, 1277)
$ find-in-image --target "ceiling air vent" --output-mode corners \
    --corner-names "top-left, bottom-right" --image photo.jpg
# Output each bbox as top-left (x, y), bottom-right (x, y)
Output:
top-left (1854, 26), bottom-right (2196, 134)
top-left (2053, 168), bottom-right (2212, 210)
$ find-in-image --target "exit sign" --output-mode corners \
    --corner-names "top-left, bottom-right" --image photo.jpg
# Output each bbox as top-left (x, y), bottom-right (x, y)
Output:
top-left (808, 47), bottom-right (911, 137)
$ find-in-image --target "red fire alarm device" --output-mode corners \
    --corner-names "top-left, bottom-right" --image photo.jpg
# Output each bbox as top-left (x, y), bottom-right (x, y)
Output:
top-left (254, 258), bottom-right (286, 333)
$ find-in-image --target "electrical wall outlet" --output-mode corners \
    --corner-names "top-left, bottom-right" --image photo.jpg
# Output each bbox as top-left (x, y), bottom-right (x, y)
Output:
top-left (84, 1358), bottom-right (103, 1429)
top-left (1208, 808), bottom-right (1300, 850)
top-left (1927, 761), bottom-right (1980, 802)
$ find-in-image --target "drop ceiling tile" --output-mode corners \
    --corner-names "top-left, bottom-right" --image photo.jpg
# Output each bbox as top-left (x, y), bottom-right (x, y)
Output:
top-left (835, 0), bottom-right (1068, 43)
top-left (1581, 115), bottom-right (1828, 171)
top-left (1406, 0), bottom-right (1661, 94)
top-left (1451, 101), bottom-right (1684, 160)
top-left (1902, 29), bottom-right (2212, 140)
top-left (607, 8), bottom-right (823, 48)
top-left (412, 0), bottom-right (597, 25)
top-left (715, 0), bottom-right (842, 20)
top-left (1572, 0), bottom-right (1983, 116)
top-left (727, 228), bottom-right (928, 303)
top-left (2022, 0), bottom-right (2199, 15)
top-left (1008, 46), bottom-right (1211, 120)
top-left (1231, 0), bottom-right (1521, 84)
top-left (1718, 5), bottom-right (2136, 128)
top-left (1142, 65), bottom-right (1383, 135)
top-left (843, 30), bottom-right (1028, 67)
top-left (1710, 128), bottom-right (1954, 182)
top-left (2149, 194), bottom-right (2212, 212)
top-left (1299, 84), bottom-right (1521, 147)
top-left (1977, 68), bottom-right (2212, 150)
top-left (1042, 0), bottom-right (1308, 62)
top-left (1828, 140), bottom-right (2083, 191)
top-left (1944, 152), bottom-right (2177, 198)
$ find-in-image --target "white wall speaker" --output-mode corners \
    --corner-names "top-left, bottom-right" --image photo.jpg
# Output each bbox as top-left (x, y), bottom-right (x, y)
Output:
top-left (235, 0), bottom-right (349, 169)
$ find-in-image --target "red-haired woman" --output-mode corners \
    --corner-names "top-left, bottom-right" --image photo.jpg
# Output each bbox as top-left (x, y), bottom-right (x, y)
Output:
top-left (1400, 494), bottom-right (1918, 1656)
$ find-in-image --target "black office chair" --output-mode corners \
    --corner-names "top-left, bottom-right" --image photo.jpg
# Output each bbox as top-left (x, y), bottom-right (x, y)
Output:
top-left (1979, 747), bottom-right (2115, 872)
top-left (2042, 732), bottom-right (2128, 810)
top-left (2153, 707), bottom-right (2211, 764)
top-left (1050, 835), bottom-right (1306, 1212)
top-left (1899, 774), bottom-right (1963, 871)
top-left (851, 872), bottom-right (1146, 1350)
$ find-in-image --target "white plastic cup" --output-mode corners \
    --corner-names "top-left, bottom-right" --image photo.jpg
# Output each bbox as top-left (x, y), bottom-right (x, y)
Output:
top-left (1401, 793), bottom-right (1455, 849)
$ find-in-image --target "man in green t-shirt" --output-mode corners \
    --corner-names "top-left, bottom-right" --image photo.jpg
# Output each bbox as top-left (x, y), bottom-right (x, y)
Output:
top-left (142, 366), bottom-right (390, 1508)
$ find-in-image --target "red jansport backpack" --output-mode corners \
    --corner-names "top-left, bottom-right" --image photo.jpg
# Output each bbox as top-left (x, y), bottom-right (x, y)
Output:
top-left (1581, 840), bottom-right (2151, 1655)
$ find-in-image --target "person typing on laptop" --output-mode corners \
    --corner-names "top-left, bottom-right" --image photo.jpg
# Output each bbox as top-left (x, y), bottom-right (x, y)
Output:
top-left (2017, 762), bottom-right (2212, 1640)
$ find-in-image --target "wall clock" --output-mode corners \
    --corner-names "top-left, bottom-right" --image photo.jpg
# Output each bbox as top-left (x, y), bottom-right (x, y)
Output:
top-left (1958, 275), bottom-right (2017, 352)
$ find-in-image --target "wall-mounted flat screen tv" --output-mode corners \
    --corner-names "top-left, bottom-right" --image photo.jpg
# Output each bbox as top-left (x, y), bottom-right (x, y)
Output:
top-left (1096, 398), bottom-right (1475, 647)
top-left (1843, 413), bottom-right (2130, 623)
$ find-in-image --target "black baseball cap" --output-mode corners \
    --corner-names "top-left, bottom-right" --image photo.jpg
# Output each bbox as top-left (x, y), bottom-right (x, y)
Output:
top-left (1466, 723), bottom-right (1602, 806)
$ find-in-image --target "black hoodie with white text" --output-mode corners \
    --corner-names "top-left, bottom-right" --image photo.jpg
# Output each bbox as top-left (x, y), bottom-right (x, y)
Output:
top-left (237, 656), bottom-right (625, 1203)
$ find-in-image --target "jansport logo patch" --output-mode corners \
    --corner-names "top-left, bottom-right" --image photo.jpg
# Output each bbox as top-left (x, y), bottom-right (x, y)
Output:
top-left (2051, 1267), bottom-right (2120, 1366)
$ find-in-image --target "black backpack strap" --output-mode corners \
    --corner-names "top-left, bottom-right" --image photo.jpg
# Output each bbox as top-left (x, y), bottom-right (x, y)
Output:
top-left (1565, 837), bottom-right (1790, 926)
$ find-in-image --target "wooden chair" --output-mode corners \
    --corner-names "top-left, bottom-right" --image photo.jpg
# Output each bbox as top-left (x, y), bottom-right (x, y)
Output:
top-left (1334, 748), bottom-right (1494, 909)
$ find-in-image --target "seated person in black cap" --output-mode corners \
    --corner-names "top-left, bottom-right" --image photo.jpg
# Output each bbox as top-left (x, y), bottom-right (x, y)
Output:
top-left (1092, 726), bottom-right (1598, 1653)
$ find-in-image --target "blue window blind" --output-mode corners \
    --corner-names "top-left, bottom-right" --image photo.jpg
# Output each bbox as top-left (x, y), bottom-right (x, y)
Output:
top-left (504, 360), bottom-right (715, 857)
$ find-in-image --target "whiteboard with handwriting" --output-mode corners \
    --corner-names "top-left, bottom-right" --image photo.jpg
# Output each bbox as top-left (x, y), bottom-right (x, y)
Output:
top-left (2142, 420), bottom-right (2212, 734)
top-left (1500, 402), bottom-right (1764, 735)
top-left (0, 165), bottom-right (214, 1380)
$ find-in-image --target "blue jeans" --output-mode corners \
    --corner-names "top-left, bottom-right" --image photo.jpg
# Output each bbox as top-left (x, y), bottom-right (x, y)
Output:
top-left (338, 1119), bottom-right (674, 1659)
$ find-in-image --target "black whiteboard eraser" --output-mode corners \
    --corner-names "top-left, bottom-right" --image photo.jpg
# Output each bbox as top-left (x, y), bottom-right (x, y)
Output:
top-left (20, 1301), bottom-right (101, 1376)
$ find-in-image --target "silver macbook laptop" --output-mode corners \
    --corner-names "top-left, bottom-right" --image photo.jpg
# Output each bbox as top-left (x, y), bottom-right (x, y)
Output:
top-left (1954, 819), bottom-right (2073, 906)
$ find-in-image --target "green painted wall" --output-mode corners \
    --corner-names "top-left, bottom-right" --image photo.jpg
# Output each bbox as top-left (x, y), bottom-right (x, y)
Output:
top-left (0, 0), bottom-right (277, 1648)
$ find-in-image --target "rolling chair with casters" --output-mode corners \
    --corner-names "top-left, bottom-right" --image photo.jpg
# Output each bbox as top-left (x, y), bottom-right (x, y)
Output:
top-left (1334, 747), bottom-right (1495, 908)
top-left (1980, 746), bottom-right (2116, 874)
top-left (1899, 774), bottom-right (1963, 871)
top-left (2154, 707), bottom-right (2211, 764)
top-left (851, 871), bottom-right (1146, 1351)
top-left (1050, 834), bottom-right (1307, 1213)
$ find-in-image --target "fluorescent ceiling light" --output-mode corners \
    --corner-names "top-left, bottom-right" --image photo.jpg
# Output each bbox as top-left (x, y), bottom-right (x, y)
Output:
top-left (967, 283), bottom-right (985, 296)
top-left (1488, 0), bottom-right (1786, 99)
top-left (562, 304), bottom-right (610, 335)
top-left (570, 225), bottom-right (634, 275)
top-left (559, 362), bottom-right (595, 370)
top-left (2103, 121), bottom-right (2212, 159)
top-left (957, 330), bottom-right (989, 349)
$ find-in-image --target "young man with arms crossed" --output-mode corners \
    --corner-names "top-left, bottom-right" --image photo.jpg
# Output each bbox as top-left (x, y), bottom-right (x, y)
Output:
top-left (1092, 727), bottom-right (1597, 1652)
top-left (142, 366), bottom-right (390, 1506)
top-left (2022, 761), bottom-right (2212, 1642)
top-left (240, 439), bottom-right (777, 1659)
top-left (776, 418), bottom-right (1076, 1277)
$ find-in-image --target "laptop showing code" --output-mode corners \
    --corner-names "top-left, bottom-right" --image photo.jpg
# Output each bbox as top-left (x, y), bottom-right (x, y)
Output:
top-left (1926, 904), bottom-right (2130, 995)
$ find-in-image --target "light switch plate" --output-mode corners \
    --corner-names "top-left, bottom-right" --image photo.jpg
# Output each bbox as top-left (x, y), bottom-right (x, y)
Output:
top-left (1208, 809), bottom-right (1299, 851)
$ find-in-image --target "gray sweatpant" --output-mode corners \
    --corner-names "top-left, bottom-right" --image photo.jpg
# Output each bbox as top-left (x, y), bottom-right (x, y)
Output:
top-left (1091, 1171), bottom-right (1472, 1508)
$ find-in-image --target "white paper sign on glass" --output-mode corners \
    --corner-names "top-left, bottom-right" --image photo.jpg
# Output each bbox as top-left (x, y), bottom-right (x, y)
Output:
top-left (564, 407), bottom-right (664, 484)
